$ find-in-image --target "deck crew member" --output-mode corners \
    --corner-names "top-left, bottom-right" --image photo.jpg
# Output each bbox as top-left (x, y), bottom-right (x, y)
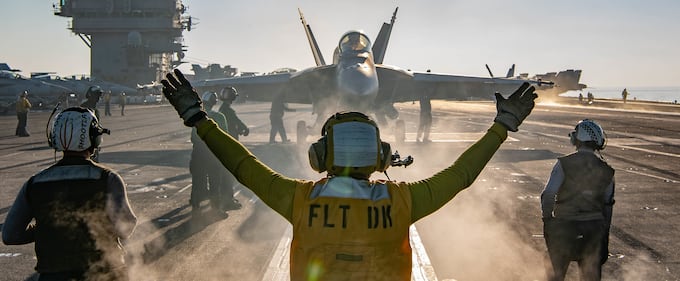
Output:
top-left (3, 107), bottom-right (136, 281)
top-left (161, 69), bottom-right (537, 281)
top-left (541, 119), bottom-right (615, 281)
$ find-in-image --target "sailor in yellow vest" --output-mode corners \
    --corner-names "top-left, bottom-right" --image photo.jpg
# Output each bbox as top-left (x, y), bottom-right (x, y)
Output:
top-left (161, 69), bottom-right (537, 281)
top-left (15, 90), bottom-right (32, 137)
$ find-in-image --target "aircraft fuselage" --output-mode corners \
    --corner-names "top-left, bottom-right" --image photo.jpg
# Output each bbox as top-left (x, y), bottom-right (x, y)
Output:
top-left (330, 31), bottom-right (380, 113)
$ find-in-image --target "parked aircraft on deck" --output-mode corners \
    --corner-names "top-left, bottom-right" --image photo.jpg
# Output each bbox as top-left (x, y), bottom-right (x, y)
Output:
top-left (56, 74), bottom-right (138, 96)
top-left (485, 64), bottom-right (587, 100)
top-left (0, 66), bottom-right (72, 114)
top-left (31, 73), bottom-right (139, 106)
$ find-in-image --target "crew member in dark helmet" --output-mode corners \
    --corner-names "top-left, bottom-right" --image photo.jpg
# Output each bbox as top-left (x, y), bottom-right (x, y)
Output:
top-left (81, 86), bottom-right (104, 120)
top-left (161, 69), bottom-right (537, 281)
top-left (80, 86), bottom-right (108, 162)
top-left (216, 86), bottom-right (248, 210)
top-left (2, 107), bottom-right (137, 281)
top-left (217, 86), bottom-right (249, 141)
top-left (15, 90), bottom-right (32, 137)
top-left (541, 119), bottom-right (615, 281)
top-left (189, 92), bottom-right (239, 217)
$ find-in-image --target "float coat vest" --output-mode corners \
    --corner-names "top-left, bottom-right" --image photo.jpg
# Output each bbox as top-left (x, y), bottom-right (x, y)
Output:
top-left (553, 152), bottom-right (614, 221)
top-left (290, 177), bottom-right (413, 281)
top-left (26, 159), bottom-right (122, 273)
top-left (16, 97), bottom-right (31, 113)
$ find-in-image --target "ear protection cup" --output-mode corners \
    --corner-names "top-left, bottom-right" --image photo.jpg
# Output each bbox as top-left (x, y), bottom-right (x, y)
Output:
top-left (90, 117), bottom-right (103, 149)
top-left (308, 137), bottom-right (327, 173)
top-left (376, 141), bottom-right (392, 172)
top-left (569, 131), bottom-right (577, 146)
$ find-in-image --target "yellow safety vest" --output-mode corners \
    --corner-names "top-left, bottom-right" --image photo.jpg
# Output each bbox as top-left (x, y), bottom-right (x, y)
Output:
top-left (290, 178), bottom-right (413, 281)
top-left (16, 97), bottom-right (31, 113)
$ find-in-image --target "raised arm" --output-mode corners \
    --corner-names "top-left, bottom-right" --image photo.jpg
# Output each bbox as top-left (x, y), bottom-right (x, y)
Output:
top-left (409, 82), bottom-right (537, 222)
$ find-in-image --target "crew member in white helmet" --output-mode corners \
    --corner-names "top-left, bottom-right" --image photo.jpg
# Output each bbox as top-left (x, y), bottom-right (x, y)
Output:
top-left (161, 69), bottom-right (538, 281)
top-left (2, 107), bottom-right (136, 281)
top-left (541, 119), bottom-right (615, 281)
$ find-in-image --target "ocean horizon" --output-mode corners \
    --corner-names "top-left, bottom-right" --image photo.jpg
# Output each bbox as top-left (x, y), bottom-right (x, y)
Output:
top-left (561, 86), bottom-right (680, 103)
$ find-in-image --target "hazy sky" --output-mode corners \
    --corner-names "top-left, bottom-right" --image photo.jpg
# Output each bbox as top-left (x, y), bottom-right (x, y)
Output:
top-left (3, 1), bottom-right (679, 87)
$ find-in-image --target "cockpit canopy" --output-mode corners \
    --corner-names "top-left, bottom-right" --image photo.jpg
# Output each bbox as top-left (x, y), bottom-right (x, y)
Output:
top-left (339, 31), bottom-right (371, 53)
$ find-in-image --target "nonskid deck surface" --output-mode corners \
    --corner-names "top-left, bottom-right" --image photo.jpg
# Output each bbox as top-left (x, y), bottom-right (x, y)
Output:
top-left (0, 99), bottom-right (678, 280)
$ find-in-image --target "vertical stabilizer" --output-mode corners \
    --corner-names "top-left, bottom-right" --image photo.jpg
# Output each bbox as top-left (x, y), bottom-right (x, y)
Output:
top-left (298, 8), bottom-right (326, 66)
top-left (554, 69), bottom-right (586, 91)
top-left (485, 64), bottom-right (494, 78)
top-left (372, 7), bottom-right (398, 65)
top-left (506, 64), bottom-right (515, 78)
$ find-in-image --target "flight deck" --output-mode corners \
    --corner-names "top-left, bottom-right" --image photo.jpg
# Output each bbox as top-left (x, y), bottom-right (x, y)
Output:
top-left (0, 98), bottom-right (678, 280)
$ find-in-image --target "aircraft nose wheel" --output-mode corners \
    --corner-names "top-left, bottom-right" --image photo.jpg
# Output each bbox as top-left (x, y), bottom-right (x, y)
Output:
top-left (296, 120), bottom-right (308, 144)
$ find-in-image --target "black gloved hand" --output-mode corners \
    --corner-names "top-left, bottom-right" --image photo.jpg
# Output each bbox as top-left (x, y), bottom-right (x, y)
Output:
top-left (161, 69), bottom-right (207, 127)
top-left (494, 82), bottom-right (537, 132)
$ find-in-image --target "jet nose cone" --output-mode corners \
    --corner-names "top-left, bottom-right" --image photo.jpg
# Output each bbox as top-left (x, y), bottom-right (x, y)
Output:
top-left (337, 65), bottom-right (379, 98)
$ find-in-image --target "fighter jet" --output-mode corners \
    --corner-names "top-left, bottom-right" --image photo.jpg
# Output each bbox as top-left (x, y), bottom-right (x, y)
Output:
top-left (0, 69), bottom-right (72, 114)
top-left (532, 69), bottom-right (587, 100)
top-left (30, 73), bottom-right (85, 93)
top-left (192, 8), bottom-right (558, 140)
top-left (58, 75), bottom-right (138, 96)
top-left (485, 64), bottom-right (587, 100)
top-left (32, 73), bottom-right (135, 98)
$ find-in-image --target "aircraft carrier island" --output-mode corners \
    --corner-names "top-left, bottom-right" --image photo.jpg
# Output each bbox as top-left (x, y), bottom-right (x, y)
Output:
top-left (53, 0), bottom-right (192, 88)
top-left (0, 98), bottom-right (678, 280)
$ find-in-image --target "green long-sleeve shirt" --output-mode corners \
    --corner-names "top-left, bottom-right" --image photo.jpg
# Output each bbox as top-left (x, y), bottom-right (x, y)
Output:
top-left (196, 120), bottom-right (507, 223)
top-left (218, 103), bottom-right (247, 139)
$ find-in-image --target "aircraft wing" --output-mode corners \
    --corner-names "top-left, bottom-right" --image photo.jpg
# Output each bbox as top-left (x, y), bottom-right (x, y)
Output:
top-left (192, 65), bottom-right (336, 104)
top-left (376, 66), bottom-right (550, 104)
top-left (194, 64), bottom-right (551, 108)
